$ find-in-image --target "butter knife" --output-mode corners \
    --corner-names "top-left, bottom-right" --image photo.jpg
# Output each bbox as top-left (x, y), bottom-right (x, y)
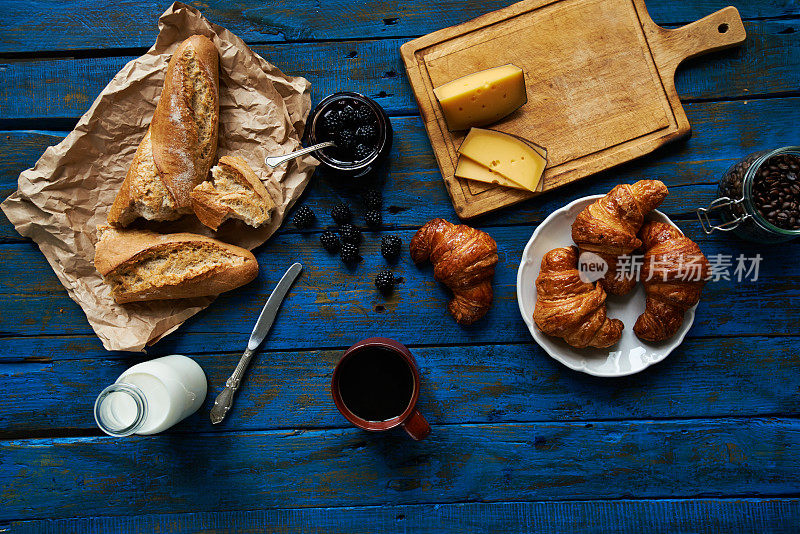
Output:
top-left (210, 262), bottom-right (303, 424)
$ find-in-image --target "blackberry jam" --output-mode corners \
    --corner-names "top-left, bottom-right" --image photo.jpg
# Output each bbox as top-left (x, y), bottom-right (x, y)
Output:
top-left (304, 92), bottom-right (392, 177)
top-left (697, 146), bottom-right (800, 243)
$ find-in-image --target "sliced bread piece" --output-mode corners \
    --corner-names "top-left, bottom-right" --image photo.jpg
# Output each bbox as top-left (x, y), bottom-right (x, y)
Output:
top-left (190, 155), bottom-right (276, 230)
top-left (94, 226), bottom-right (258, 304)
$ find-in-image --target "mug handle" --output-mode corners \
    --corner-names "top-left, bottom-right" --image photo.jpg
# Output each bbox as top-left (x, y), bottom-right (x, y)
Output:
top-left (402, 409), bottom-right (431, 440)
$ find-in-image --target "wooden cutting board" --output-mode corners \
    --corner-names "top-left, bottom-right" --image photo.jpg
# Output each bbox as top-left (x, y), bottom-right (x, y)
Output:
top-left (400, 0), bottom-right (746, 219)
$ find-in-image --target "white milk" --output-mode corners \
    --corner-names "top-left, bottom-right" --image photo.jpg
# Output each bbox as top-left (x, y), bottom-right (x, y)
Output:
top-left (94, 355), bottom-right (207, 436)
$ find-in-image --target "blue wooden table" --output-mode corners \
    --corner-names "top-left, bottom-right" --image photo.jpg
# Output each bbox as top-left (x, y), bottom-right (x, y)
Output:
top-left (1, 1), bottom-right (799, 532)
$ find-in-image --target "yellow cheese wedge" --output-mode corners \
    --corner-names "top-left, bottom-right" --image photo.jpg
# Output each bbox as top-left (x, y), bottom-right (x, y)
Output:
top-left (433, 64), bottom-right (527, 131)
top-left (457, 128), bottom-right (547, 193)
top-left (454, 155), bottom-right (528, 190)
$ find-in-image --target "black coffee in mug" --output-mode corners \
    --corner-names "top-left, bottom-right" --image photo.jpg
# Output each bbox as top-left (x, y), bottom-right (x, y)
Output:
top-left (337, 346), bottom-right (414, 421)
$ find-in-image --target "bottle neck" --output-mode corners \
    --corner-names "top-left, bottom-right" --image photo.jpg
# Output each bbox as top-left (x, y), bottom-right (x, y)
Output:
top-left (94, 382), bottom-right (148, 437)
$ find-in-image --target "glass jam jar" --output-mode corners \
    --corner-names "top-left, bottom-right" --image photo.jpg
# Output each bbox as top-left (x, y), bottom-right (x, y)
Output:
top-left (304, 92), bottom-right (393, 178)
top-left (696, 146), bottom-right (800, 243)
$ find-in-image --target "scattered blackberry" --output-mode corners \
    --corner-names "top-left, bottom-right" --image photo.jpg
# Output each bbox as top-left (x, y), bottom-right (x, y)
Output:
top-left (339, 223), bottom-right (362, 244)
top-left (355, 105), bottom-right (375, 125)
top-left (331, 203), bottom-right (353, 224)
top-left (323, 110), bottom-right (344, 132)
top-left (340, 242), bottom-right (360, 264)
top-left (363, 188), bottom-right (382, 210)
top-left (380, 235), bottom-right (402, 261)
top-left (340, 105), bottom-right (357, 124)
top-left (374, 270), bottom-right (397, 294)
top-left (320, 231), bottom-right (340, 253)
top-left (355, 124), bottom-right (377, 141)
top-left (292, 205), bottom-right (315, 229)
top-left (365, 209), bottom-right (382, 228)
top-left (353, 143), bottom-right (373, 161)
top-left (336, 129), bottom-right (356, 149)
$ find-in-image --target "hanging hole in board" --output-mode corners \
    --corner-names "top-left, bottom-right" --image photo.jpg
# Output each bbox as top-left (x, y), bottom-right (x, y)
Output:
top-left (718, 23), bottom-right (729, 34)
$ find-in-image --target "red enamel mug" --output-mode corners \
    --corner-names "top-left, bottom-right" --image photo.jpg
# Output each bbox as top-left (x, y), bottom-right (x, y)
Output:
top-left (331, 337), bottom-right (431, 440)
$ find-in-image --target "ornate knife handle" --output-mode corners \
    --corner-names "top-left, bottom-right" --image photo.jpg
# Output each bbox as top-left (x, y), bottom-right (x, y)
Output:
top-left (209, 347), bottom-right (257, 424)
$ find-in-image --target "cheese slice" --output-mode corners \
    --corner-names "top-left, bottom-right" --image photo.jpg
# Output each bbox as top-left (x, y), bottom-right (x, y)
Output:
top-left (457, 128), bottom-right (547, 193)
top-left (433, 64), bottom-right (527, 131)
top-left (454, 155), bottom-right (528, 190)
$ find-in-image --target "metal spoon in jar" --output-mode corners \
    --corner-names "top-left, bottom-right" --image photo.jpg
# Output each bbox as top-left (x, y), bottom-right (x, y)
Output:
top-left (265, 141), bottom-right (336, 168)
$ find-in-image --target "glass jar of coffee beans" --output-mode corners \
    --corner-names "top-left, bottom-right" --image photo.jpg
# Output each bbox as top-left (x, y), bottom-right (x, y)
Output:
top-left (697, 146), bottom-right (800, 243)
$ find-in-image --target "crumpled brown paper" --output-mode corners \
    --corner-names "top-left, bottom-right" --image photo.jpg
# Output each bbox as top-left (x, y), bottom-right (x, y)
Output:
top-left (0, 2), bottom-right (318, 352)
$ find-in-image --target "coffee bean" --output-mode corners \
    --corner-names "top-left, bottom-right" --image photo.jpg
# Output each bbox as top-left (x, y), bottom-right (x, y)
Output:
top-left (718, 152), bottom-right (800, 234)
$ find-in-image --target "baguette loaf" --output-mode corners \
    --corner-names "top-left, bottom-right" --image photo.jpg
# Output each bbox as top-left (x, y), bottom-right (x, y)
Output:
top-left (108, 35), bottom-right (220, 226)
top-left (94, 226), bottom-right (257, 304)
top-left (191, 155), bottom-right (276, 230)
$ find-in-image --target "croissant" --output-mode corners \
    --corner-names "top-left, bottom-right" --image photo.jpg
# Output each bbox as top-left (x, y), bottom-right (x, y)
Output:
top-left (410, 218), bottom-right (498, 325)
top-left (533, 246), bottom-right (624, 348)
top-left (572, 180), bottom-right (668, 295)
top-left (634, 221), bottom-right (710, 342)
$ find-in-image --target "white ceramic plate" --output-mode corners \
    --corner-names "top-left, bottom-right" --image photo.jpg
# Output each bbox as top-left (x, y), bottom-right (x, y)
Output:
top-left (516, 195), bottom-right (696, 377)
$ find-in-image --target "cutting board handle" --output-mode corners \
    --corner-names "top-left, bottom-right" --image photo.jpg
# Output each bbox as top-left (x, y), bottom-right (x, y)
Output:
top-left (647, 6), bottom-right (746, 75)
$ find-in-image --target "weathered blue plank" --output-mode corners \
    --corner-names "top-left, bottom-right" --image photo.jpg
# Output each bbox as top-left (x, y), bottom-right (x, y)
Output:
top-left (5, 498), bottom-right (798, 533)
top-left (1, 419), bottom-right (799, 519)
top-left (1, 20), bottom-right (797, 123)
top-left (1, 336), bottom-right (799, 435)
top-left (0, 40), bottom-right (412, 121)
top-left (0, 220), bottom-right (796, 345)
top-left (3, 96), bottom-right (800, 244)
top-left (0, 0), bottom-right (795, 529)
top-left (0, 0), bottom-right (797, 53)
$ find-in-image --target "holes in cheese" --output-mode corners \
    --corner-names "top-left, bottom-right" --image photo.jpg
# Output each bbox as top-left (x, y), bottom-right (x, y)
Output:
top-left (433, 64), bottom-right (527, 131)
top-left (454, 155), bottom-right (528, 190)
top-left (456, 128), bottom-right (547, 193)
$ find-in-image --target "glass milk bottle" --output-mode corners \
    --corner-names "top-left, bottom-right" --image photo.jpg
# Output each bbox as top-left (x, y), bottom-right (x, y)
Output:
top-left (94, 355), bottom-right (207, 436)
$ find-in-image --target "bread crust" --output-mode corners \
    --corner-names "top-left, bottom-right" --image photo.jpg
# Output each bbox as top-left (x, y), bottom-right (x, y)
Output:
top-left (108, 129), bottom-right (178, 226)
top-left (108, 35), bottom-right (219, 226)
top-left (190, 155), bottom-right (275, 230)
top-left (95, 226), bottom-right (258, 303)
top-left (218, 155), bottom-right (271, 198)
top-left (151, 34), bottom-right (220, 210)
